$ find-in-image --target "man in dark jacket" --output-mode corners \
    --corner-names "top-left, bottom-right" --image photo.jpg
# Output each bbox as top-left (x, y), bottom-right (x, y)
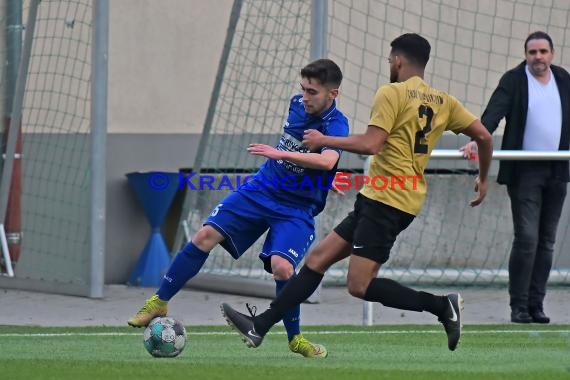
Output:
top-left (462, 31), bottom-right (570, 324)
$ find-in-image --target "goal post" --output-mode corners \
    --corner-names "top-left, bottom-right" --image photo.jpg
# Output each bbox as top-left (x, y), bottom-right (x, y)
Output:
top-left (0, 0), bottom-right (107, 297)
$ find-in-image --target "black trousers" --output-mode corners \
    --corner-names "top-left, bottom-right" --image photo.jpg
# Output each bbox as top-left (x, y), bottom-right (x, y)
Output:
top-left (506, 162), bottom-right (567, 311)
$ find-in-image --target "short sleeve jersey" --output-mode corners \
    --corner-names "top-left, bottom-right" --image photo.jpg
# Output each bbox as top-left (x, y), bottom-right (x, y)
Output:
top-left (360, 76), bottom-right (477, 215)
top-left (241, 94), bottom-right (350, 216)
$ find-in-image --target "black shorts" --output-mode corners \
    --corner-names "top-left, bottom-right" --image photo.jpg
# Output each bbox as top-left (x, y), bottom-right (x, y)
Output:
top-left (333, 193), bottom-right (415, 264)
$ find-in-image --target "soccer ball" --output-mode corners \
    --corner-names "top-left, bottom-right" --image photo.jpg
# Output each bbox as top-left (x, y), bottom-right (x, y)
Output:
top-left (143, 316), bottom-right (187, 358)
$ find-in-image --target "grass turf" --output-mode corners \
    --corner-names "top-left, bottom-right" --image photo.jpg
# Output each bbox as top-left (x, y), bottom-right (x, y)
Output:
top-left (0, 324), bottom-right (568, 380)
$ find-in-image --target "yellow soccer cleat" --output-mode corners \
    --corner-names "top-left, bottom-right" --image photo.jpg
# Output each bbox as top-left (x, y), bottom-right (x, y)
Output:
top-left (127, 294), bottom-right (168, 327)
top-left (288, 334), bottom-right (328, 358)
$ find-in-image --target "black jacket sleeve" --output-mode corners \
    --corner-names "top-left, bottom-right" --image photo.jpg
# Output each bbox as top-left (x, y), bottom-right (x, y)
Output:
top-left (481, 72), bottom-right (513, 134)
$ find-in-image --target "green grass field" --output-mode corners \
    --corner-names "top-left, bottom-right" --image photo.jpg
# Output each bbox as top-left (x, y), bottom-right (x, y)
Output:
top-left (0, 324), bottom-right (569, 380)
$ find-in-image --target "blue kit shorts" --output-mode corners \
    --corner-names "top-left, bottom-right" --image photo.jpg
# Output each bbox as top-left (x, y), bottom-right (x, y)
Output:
top-left (205, 190), bottom-right (315, 273)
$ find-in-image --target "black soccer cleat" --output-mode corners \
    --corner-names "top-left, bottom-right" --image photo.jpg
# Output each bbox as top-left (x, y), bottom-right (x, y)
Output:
top-left (438, 293), bottom-right (463, 351)
top-left (220, 302), bottom-right (264, 348)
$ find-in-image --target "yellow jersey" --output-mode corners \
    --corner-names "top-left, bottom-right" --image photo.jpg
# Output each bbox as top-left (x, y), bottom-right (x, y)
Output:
top-left (360, 76), bottom-right (477, 215)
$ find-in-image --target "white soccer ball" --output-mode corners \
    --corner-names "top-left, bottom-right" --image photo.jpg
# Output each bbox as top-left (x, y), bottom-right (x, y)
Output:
top-left (143, 316), bottom-right (187, 358)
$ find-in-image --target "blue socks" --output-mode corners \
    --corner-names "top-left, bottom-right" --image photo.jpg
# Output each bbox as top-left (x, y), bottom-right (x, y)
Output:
top-left (156, 241), bottom-right (209, 301)
top-left (275, 278), bottom-right (301, 341)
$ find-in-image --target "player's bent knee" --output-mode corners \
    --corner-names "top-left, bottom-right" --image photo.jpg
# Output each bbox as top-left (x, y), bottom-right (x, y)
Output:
top-left (346, 277), bottom-right (368, 299)
top-left (192, 225), bottom-right (224, 251)
top-left (271, 258), bottom-right (294, 280)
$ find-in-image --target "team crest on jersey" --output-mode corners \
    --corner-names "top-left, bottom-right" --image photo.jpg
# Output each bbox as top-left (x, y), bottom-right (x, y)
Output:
top-left (276, 132), bottom-right (308, 174)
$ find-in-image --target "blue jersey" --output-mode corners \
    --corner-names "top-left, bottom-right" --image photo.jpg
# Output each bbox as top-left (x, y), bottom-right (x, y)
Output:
top-left (240, 95), bottom-right (350, 216)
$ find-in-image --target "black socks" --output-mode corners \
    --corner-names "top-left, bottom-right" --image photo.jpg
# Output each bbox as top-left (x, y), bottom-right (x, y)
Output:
top-left (363, 277), bottom-right (447, 317)
top-left (255, 265), bottom-right (323, 335)
top-left (255, 274), bottom-right (449, 336)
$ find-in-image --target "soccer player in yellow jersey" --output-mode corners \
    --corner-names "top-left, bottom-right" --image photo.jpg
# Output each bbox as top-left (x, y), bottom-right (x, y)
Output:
top-left (220, 33), bottom-right (493, 352)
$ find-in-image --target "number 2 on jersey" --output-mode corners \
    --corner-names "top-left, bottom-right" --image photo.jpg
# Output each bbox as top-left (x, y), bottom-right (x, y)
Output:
top-left (414, 104), bottom-right (433, 154)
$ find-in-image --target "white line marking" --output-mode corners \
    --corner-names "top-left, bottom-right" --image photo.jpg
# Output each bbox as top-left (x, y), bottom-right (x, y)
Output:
top-left (0, 329), bottom-right (568, 338)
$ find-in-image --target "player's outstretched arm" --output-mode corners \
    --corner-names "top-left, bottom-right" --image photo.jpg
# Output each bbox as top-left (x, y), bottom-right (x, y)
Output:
top-left (247, 143), bottom-right (339, 170)
top-left (460, 119), bottom-right (493, 207)
top-left (303, 125), bottom-right (388, 156)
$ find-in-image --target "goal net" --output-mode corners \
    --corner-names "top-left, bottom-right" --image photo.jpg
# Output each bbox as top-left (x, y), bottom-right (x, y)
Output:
top-left (179, 0), bottom-right (570, 293)
top-left (0, 0), bottom-right (99, 296)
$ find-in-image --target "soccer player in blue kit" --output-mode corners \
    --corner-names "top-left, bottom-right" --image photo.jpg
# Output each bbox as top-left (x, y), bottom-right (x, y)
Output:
top-left (127, 58), bottom-right (349, 358)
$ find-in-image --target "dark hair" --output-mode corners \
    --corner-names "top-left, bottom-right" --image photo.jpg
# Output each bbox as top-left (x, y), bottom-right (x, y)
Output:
top-left (300, 58), bottom-right (343, 88)
top-left (524, 31), bottom-right (554, 51)
top-left (390, 33), bottom-right (431, 67)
